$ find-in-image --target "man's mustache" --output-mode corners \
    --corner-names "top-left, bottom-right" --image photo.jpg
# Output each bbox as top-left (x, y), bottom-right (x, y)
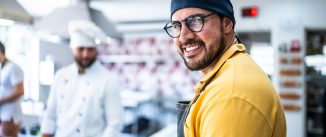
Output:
top-left (181, 39), bottom-right (205, 47)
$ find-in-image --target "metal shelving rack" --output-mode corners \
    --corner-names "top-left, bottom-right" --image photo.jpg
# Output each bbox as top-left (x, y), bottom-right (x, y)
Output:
top-left (306, 75), bottom-right (326, 137)
top-left (306, 30), bottom-right (326, 137)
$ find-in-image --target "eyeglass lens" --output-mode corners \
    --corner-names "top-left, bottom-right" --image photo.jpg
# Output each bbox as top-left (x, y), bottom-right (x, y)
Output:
top-left (164, 13), bottom-right (213, 38)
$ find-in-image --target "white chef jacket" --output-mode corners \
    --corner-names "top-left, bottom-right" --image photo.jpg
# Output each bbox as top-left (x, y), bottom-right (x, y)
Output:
top-left (41, 60), bottom-right (123, 137)
top-left (0, 62), bottom-right (24, 122)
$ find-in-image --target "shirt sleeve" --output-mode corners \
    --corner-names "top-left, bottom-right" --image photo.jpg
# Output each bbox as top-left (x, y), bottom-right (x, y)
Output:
top-left (101, 76), bottom-right (124, 137)
top-left (41, 72), bottom-right (60, 134)
top-left (10, 64), bottom-right (24, 86)
top-left (198, 98), bottom-right (273, 137)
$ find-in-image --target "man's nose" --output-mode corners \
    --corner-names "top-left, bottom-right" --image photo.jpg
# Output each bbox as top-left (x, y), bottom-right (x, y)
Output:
top-left (179, 23), bottom-right (195, 43)
top-left (81, 49), bottom-right (91, 57)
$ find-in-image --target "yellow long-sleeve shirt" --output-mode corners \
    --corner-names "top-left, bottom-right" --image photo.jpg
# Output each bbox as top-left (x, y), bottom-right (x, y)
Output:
top-left (184, 44), bottom-right (286, 137)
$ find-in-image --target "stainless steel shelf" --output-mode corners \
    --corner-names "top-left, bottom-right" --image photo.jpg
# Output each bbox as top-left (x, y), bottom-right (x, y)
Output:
top-left (308, 128), bottom-right (324, 134)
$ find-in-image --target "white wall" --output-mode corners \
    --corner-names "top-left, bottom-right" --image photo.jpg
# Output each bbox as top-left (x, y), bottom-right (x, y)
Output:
top-left (37, 40), bottom-right (73, 103)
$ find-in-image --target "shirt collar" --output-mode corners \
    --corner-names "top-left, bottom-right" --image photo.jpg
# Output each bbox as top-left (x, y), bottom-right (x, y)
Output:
top-left (199, 44), bottom-right (246, 83)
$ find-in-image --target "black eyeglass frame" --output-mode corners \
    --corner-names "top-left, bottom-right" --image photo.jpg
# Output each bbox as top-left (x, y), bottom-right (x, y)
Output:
top-left (163, 13), bottom-right (215, 38)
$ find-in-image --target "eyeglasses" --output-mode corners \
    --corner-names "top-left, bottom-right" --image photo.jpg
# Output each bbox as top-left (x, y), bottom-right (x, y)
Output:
top-left (163, 13), bottom-right (215, 38)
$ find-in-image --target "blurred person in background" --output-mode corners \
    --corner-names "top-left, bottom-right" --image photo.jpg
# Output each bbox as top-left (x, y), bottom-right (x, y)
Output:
top-left (41, 20), bottom-right (123, 137)
top-left (0, 41), bottom-right (24, 137)
top-left (163, 0), bottom-right (286, 137)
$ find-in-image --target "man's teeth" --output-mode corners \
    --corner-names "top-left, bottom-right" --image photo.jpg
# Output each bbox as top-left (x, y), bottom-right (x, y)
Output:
top-left (185, 45), bottom-right (199, 52)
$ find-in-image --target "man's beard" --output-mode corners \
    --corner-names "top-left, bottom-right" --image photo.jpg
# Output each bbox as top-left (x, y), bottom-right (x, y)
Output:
top-left (75, 58), bottom-right (96, 69)
top-left (179, 35), bottom-right (226, 71)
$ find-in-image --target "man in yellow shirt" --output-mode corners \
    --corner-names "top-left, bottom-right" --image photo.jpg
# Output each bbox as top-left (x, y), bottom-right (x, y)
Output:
top-left (163, 0), bottom-right (286, 137)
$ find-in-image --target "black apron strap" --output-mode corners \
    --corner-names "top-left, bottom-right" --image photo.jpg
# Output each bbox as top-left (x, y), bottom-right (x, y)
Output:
top-left (176, 101), bottom-right (190, 137)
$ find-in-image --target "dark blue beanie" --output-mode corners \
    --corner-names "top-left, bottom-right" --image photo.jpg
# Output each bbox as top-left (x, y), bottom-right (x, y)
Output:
top-left (171, 0), bottom-right (236, 27)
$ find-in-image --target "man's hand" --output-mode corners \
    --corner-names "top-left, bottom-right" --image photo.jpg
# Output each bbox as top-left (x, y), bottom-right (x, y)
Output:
top-left (0, 82), bottom-right (24, 105)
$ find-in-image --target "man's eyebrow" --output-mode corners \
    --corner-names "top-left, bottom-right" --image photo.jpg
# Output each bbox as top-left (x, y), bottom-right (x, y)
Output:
top-left (172, 13), bottom-right (207, 21)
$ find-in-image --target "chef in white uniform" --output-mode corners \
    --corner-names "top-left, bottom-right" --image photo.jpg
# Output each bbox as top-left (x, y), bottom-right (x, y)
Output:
top-left (0, 41), bottom-right (24, 137)
top-left (41, 20), bottom-right (124, 137)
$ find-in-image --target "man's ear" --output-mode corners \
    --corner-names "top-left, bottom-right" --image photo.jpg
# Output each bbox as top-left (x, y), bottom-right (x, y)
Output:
top-left (223, 18), bottom-right (233, 34)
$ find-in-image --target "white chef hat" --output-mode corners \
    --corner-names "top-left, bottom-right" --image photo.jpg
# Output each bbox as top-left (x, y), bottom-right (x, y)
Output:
top-left (68, 20), bottom-right (107, 48)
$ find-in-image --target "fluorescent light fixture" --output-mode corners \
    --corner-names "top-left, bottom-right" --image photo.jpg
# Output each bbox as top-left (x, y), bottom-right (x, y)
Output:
top-left (0, 19), bottom-right (14, 26)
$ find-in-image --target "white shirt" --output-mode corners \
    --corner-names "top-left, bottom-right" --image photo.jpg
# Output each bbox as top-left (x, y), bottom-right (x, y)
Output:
top-left (41, 61), bottom-right (123, 137)
top-left (0, 62), bottom-right (24, 122)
